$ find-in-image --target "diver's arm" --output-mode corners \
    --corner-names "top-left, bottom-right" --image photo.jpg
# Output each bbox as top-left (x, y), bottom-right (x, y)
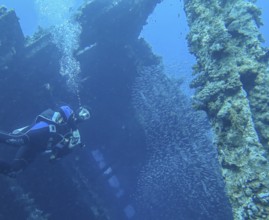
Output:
top-left (0, 131), bottom-right (29, 147)
top-left (49, 130), bottom-right (84, 161)
top-left (49, 140), bottom-right (70, 161)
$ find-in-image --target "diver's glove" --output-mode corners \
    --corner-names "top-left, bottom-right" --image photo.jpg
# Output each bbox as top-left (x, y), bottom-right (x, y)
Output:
top-left (49, 154), bottom-right (57, 161)
top-left (69, 129), bottom-right (81, 149)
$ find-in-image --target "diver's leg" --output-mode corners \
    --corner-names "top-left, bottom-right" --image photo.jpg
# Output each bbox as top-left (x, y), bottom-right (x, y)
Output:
top-left (0, 131), bottom-right (28, 147)
top-left (0, 159), bottom-right (28, 177)
top-left (0, 145), bottom-right (35, 176)
top-left (12, 144), bottom-right (36, 172)
top-left (0, 160), bottom-right (12, 175)
top-left (0, 131), bottom-right (11, 143)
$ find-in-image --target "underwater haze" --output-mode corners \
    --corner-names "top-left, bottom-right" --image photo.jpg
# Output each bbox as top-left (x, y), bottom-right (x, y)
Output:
top-left (0, 0), bottom-right (269, 220)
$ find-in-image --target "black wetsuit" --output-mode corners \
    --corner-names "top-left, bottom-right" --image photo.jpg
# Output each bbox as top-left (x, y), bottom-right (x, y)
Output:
top-left (0, 106), bottom-right (80, 176)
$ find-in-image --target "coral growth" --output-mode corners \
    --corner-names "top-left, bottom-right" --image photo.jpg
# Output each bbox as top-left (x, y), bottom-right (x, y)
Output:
top-left (184, 0), bottom-right (269, 219)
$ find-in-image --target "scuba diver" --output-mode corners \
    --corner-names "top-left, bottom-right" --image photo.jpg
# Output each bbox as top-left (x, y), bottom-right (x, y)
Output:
top-left (0, 105), bottom-right (90, 177)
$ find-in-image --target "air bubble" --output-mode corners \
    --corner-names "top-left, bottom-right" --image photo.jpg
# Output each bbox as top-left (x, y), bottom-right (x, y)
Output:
top-left (35, 0), bottom-right (82, 92)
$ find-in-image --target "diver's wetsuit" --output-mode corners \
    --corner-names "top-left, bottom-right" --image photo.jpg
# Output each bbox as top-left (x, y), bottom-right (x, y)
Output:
top-left (0, 106), bottom-right (81, 176)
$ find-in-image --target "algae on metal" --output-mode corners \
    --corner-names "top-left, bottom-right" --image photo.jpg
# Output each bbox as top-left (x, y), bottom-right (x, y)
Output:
top-left (184, 0), bottom-right (269, 219)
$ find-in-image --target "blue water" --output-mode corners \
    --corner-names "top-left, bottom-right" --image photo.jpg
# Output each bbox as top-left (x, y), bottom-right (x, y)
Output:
top-left (0, 0), bottom-right (268, 219)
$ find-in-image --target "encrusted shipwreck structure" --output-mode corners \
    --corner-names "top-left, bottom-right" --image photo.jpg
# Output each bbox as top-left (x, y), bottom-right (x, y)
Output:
top-left (2, 0), bottom-right (269, 219)
top-left (184, 0), bottom-right (269, 219)
top-left (1, 0), bottom-right (166, 219)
